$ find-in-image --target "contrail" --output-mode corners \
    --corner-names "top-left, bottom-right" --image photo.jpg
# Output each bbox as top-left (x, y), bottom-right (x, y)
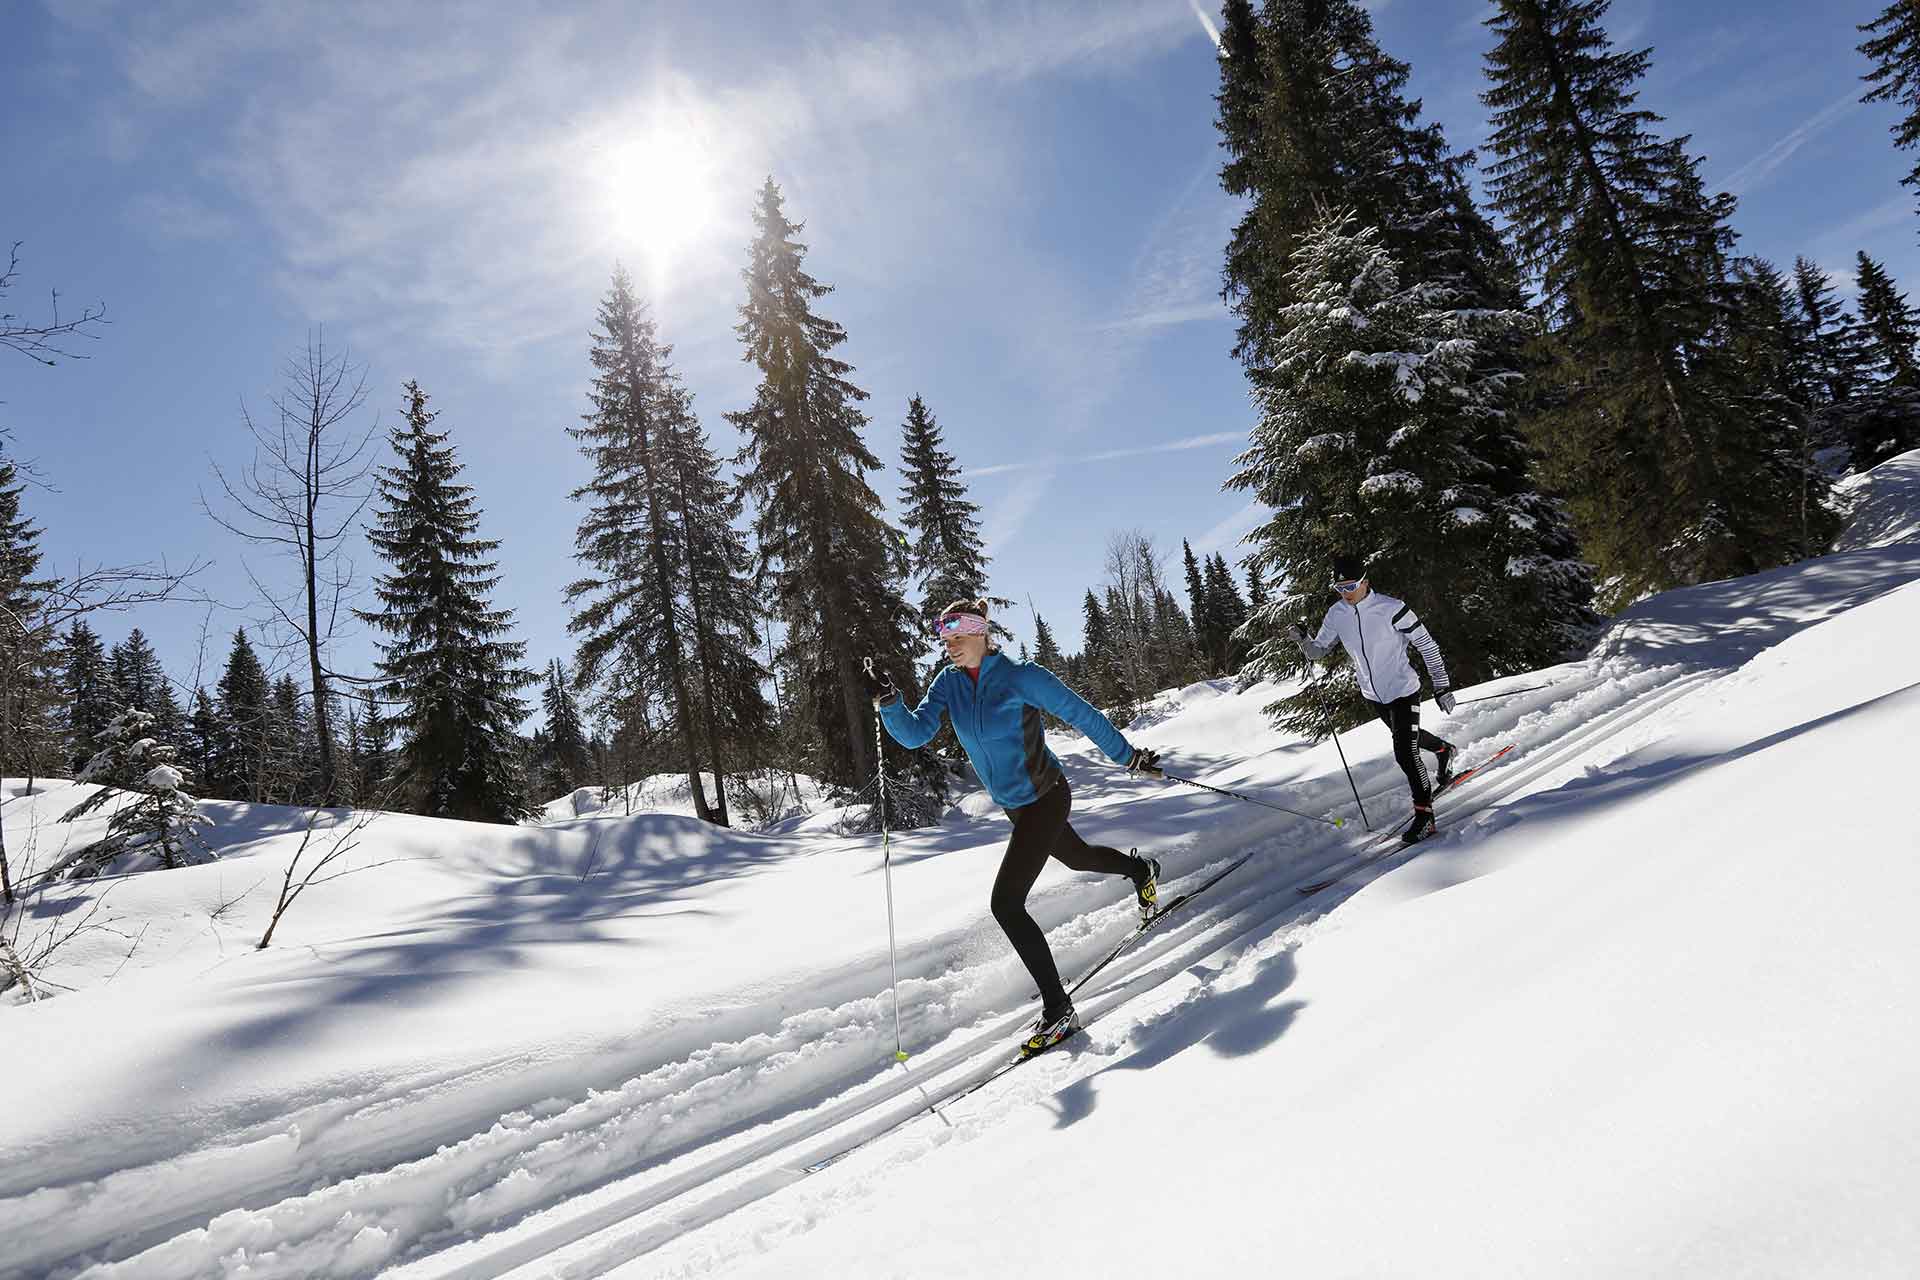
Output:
top-left (1186, 0), bottom-right (1222, 50)
top-left (968, 430), bottom-right (1244, 478)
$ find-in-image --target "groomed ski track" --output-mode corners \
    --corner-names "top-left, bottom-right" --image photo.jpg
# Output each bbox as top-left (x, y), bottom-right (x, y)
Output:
top-left (17, 649), bottom-right (1719, 1280)
top-left (30, 469), bottom-right (1920, 1280)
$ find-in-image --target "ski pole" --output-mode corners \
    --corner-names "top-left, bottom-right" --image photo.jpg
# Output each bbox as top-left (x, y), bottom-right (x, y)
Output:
top-left (1157, 771), bottom-right (1346, 828)
top-left (1452, 683), bottom-right (1552, 707)
top-left (866, 658), bottom-right (910, 1064)
top-left (1329, 727), bottom-right (1371, 831)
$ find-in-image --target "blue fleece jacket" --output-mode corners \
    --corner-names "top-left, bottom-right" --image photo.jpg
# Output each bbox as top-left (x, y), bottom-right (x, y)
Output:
top-left (878, 652), bottom-right (1133, 808)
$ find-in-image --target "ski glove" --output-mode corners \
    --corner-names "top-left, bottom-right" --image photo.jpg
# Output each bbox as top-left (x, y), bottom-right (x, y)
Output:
top-left (1288, 624), bottom-right (1314, 659)
top-left (1126, 746), bottom-right (1163, 777)
top-left (1434, 687), bottom-right (1456, 714)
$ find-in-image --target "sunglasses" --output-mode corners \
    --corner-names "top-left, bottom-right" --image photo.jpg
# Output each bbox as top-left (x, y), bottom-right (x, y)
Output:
top-left (934, 612), bottom-right (990, 639)
top-left (1331, 580), bottom-right (1363, 595)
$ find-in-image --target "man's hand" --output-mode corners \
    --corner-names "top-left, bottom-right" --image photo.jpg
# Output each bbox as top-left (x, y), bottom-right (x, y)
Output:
top-left (1126, 746), bottom-right (1163, 777)
top-left (1434, 687), bottom-right (1456, 714)
top-left (1288, 624), bottom-right (1314, 659)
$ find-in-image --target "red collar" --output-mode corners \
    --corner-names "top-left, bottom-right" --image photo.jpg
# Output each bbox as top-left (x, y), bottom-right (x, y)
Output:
top-left (961, 664), bottom-right (981, 683)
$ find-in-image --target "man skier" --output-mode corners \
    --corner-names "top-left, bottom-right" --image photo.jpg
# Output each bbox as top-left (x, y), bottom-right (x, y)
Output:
top-left (1289, 553), bottom-right (1458, 844)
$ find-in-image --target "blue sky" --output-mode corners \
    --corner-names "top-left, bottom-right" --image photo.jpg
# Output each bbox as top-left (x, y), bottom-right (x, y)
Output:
top-left (3, 0), bottom-right (1915, 710)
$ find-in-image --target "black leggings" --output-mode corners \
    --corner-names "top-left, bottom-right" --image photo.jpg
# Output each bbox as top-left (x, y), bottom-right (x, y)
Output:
top-left (1369, 694), bottom-right (1449, 806)
top-left (992, 781), bottom-right (1139, 1012)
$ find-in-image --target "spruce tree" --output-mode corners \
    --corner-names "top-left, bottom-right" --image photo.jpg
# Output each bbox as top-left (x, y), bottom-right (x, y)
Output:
top-left (1854, 252), bottom-right (1920, 385)
top-left (1181, 540), bottom-right (1218, 672)
top-left (1860, 1), bottom-right (1920, 230)
top-left (186, 687), bottom-right (221, 800)
top-left (0, 442), bottom-right (60, 781)
top-left (358, 380), bottom-right (537, 824)
top-left (728, 178), bottom-right (928, 798)
top-left (540, 659), bottom-right (593, 800)
top-left (568, 267), bottom-right (765, 824)
top-left (56, 707), bottom-right (213, 877)
top-left (1793, 257), bottom-right (1870, 406)
top-left (61, 619), bottom-right (114, 775)
top-left (213, 629), bottom-right (271, 801)
top-left (1203, 552), bottom-right (1251, 674)
top-left (1233, 212), bottom-right (1595, 735)
top-left (358, 689), bottom-right (393, 806)
top-left (109, 628), bottom-right (182, 744)
top-left (1032, 613), bottom-right (1064, 670)
top-left (1833, 252), bottom-right (1920, 464)
top-left (898, 394), bottom-right (996, 623)
top-left (1482, 0), bottom-right (1802, 599)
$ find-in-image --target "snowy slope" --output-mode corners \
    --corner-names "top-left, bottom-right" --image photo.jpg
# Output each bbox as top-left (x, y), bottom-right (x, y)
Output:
top-left (2, 449), bottom-right (1917, 1280)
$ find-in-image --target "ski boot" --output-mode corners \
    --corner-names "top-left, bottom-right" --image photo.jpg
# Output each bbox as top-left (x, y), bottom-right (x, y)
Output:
top-left (1023, 1002), bottom-right (1081, 1057)
top-left (1400, 803), bottom-right (1436, 846)
top-left (1432, 742), bottom-right (1457, 794)
top-left (1132, 851), bottom-right (1162, 921)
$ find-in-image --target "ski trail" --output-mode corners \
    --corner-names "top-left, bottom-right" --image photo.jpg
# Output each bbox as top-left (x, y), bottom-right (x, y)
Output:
top-left (43, 653), bottom-right (1733, 1280)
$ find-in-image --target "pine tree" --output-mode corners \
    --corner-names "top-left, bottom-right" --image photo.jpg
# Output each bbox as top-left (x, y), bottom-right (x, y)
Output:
top-left (1723, 258), bottom-right (1842, 558)
top-left (1180, 541), bottom-right (1217, 673)
top-left (61, 619), bottom-right (115, 775)
top-left (540, 659), bottom-right (593, 800)
top-left (1032, 613), bottom-right (1064, 670)
top-left (213, 628), bottom-right (271, 801)
top-left (1833, 252), bottom-right (1920, 464)
top-left (567, 267), bottom-right (766, 824)
top-left (898, 394), bottom-right (997, 624)
top-left (266, 674), bottom-right (312, 804)
top-left (358, 381), bottom-right (537, 824)
top-left (1792, 257), bottom-right (1868, 407)
top-left (108, 628), bottom-right (182, 745)
top-left (728, 178), bottom-right (930, 802)
top-left (186, 687), bottom-right (221, 800)
top-left (1854, 252), bottom-right (1920, 385)
top-left (1203, 552), bottom-right (1250, 674)
top-left (1859, 1), bottom-right (1920, 230)
top-left (1233, 212), bottom-right (1596, 735)
top-left (1218, 0), bottom-right (1516, 376)
top-left (1481, 0), bottom-right (1802, 600)
top-left (358, 689), bottom-right (393, 806)
top-left (0, 441), bottom-right (60, 781)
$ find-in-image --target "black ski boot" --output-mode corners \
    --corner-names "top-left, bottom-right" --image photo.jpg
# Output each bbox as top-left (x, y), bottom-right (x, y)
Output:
top-left (1400, 803), bottom-right (1436, 846)
top-left (1024, 1002), bottom-right (1081, 1057)
top-left (1432, 742), bottom-right (1457, 793)
top-left (1131, 851), bottom-right (1162, 920)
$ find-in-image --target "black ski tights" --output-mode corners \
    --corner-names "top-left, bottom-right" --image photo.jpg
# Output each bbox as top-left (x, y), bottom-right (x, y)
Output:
top-left (1369, 693), bottom-right (1450, 806)
top-left (992, 781), bottom-right (1140, 1013)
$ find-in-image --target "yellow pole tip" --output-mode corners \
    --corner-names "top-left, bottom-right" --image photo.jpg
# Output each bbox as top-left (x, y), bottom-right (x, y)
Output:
top-left (895, 1050), bottom-right (911, 1062)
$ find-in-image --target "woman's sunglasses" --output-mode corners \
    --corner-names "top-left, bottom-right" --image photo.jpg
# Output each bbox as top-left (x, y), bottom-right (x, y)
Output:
top-left (933, 612), bottom-right (990, 638)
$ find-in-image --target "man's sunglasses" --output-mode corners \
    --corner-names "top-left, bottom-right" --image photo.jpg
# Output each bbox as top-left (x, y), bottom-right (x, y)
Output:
top-left (1331, 579), bottom-right (1363, 595)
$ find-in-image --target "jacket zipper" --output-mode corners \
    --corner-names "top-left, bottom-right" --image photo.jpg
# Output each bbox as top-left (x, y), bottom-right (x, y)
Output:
top-left (1352, 599), bottom-right (1379, 700)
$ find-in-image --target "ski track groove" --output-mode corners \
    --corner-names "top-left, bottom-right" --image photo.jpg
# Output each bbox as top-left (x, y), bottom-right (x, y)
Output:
top-left (41, 659), bottom-right (1728, 1280)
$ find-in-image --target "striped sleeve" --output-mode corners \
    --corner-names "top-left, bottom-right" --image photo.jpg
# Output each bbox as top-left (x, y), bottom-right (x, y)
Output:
top-left (1393, 604), bottom-right (1451, 690)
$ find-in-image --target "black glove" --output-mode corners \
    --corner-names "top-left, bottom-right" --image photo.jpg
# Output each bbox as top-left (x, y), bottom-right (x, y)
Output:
top-left (1288, 623), bottom-right (1316, 659)
top-left (862, 657), bottom-right (899, 706)
top-left (1125, 746), bottom-right (1163, 777)
top-left (1434, 687), bottom-right (1456, 714)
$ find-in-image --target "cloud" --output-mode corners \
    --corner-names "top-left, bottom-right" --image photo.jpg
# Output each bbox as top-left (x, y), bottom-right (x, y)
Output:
top-left (1190, 499), bottom-right (1269, 558)
top-left (54, 0), bottom-right (1204, 366)
top-left (1720, 91), bottom-right (1860, 197)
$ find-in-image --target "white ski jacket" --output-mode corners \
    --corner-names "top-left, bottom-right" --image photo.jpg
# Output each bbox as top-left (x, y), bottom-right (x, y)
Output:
top-left (1302, 590), bottom-right (1450, 704)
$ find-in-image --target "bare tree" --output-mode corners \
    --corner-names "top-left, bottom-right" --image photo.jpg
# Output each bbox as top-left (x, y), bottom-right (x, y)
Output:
top-left (203, 330), bottom-right (379, 805)
top-left (0, 242), bottom-right (107, 368)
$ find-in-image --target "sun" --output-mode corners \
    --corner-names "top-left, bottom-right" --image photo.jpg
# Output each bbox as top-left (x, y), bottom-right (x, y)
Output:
top-left (593, 115), bottom-right (723, 288)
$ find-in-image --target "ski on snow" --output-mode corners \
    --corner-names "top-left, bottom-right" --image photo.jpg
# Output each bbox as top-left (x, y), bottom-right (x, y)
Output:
top-left (801, 850), bottom-right (1258, 1175)
top-left (1296, 744), bottom-right (1515, 896)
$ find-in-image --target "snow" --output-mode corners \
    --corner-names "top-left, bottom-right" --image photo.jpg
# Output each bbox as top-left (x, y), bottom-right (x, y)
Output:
top-left (3, 448), bottom-right (1918, 1278)
top-left (1359, 469), bottom-right (1423, 499)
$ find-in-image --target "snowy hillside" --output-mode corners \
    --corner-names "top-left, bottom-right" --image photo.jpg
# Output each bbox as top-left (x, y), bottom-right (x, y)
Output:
top-left (3, 450), bottom-right (1918, 1279)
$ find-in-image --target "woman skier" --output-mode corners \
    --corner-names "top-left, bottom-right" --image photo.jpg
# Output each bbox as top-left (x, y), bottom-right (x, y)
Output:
top-left (869, 598), bottom-right (1164, 1056)
top-left (1289, 553), bottom-right (1459, 845)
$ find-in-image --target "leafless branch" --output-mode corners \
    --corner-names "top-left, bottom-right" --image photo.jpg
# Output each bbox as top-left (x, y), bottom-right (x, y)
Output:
top-left (0, 242), bottom-right (108, 367)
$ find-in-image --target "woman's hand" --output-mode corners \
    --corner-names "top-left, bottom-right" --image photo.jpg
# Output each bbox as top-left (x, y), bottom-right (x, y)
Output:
top-left (862, 657), bottom-right (900, 706)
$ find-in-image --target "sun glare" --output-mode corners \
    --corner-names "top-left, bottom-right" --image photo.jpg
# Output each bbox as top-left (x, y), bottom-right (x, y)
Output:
top-left (595, 117), bottom-right (722, 288)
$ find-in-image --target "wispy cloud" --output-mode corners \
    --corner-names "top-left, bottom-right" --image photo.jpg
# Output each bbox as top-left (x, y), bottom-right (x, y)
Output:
top-left (969, 430), bottom-right (1245, 478)
top-left (56, 0), bottom-right (1202, 367)
top-left (1190, 499), bottom-right (1268, 558)
top-left (1720, 91), bottom-right (1860, 197)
